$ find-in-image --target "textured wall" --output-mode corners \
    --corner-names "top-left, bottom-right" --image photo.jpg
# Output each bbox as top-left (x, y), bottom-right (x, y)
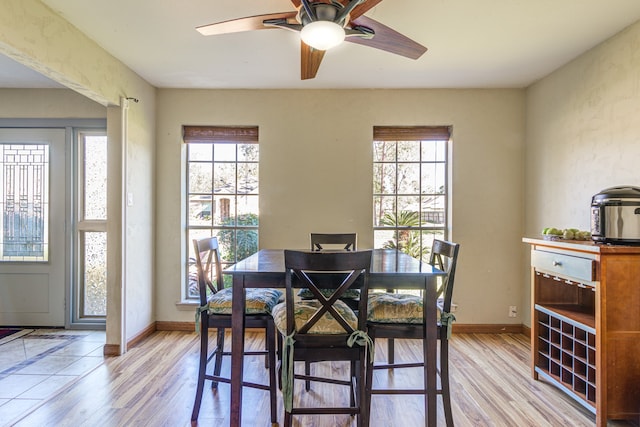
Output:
top-left (0, 0), bottom-right (157, 348)
top-left (524, 20), bottom-right (640, 325)
top-left (156, 88), bottom-right (526, 326)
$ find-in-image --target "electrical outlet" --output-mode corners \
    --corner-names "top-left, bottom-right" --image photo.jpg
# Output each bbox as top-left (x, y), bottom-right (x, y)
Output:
top-left (508, 305), bottom-right (517, 318)
top-left (450, 303), bottom-right (458, 313)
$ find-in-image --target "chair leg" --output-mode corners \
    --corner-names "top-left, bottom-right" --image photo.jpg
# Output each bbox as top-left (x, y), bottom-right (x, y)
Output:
top-left (440, 338), bottom-right (454, 427)
top-left (357, 350), bottom-right (367, 427)
top-left (267, 322), bottom-right (278, 423)
top-left (421, 330), bottom-right (430, 426)
top-left (387, 338), bottom-right (395, 364)
top-left (350, 360), bottom-right (356, 407)
top-left (265, 327), bottom-right (270, 369)
top-left (284, 359), bottom-right (294, 427)
top-left (191, 323), bottom-right (209, 421)
top-left (384, 289), bottom-right (395, 365)
top-left (212, 327), bottom-right (225, 389)
top-left (305, 361), bottom-right (311, 391)
top-left (362, 329), bottom-right (375, 427)
top-left (276, 333), bottom-right (285, 391)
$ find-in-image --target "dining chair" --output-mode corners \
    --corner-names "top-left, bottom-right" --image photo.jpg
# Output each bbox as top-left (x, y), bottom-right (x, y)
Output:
top-left (272, 249), bottom-right (373, 427)
top-left (305, 233), bottom-right (360, 307)
top-left (310, 232), bottom-right (357, 251)
top-left (296, 232), bottom-right (360, 390)
top-left (190, 236), bottom-right (282, 424)
top-left (363, 239), bottom-right (460, 427)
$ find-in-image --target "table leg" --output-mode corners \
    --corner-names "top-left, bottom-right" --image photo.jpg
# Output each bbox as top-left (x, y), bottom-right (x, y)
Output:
top-left (230, 274), bottom-right (246, 427)
top-left (424, 276), bottom-right (438, 426)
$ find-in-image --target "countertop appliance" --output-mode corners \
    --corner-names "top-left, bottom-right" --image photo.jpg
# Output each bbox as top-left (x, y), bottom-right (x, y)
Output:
top-left (591, 186), bottom-right (640, 244)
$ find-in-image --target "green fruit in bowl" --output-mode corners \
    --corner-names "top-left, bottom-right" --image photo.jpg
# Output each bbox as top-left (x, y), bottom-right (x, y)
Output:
top-left (576, 230), bottom-right (592, 240)
top-left (563, 229), bottom-right (575, 240)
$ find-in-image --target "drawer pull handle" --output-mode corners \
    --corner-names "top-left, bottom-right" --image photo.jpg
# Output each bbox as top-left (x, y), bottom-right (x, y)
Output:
top-left (553, 260), bottom-right (562, 266)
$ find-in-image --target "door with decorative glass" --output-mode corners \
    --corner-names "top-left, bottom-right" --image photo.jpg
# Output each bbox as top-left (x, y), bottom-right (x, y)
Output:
top-left (0, 129), bottom-right (67, 326)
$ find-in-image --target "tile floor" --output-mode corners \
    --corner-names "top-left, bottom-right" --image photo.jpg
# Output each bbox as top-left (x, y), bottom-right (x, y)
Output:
top-left (0, 329), bottom-right (105, 427)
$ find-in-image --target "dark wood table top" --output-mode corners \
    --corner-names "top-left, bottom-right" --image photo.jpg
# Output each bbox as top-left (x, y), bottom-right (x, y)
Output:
top-left (224, 248), bottom-right (446, 288)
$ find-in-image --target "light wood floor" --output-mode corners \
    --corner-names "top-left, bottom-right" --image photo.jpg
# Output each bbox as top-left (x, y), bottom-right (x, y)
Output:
top-left (8, 331), bottom-right (637, 426)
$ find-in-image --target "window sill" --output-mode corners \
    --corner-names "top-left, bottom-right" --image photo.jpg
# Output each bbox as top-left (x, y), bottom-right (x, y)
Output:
top-left (176, 300), bottom-right (199, 310)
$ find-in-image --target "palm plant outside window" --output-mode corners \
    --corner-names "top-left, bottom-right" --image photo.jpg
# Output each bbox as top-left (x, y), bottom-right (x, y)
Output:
top-left (184, 126), bottom-right (259, 299)
top-left (373, 126), bottom-right (450, 261)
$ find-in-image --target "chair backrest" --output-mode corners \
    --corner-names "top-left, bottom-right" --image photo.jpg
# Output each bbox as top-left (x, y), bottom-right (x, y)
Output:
top-left (429, 239), bottom-right (460, 313)
top-left (192, 236), bottom-right (224, 305)
top-left (310, 232), bottom-right (357, 252)
top-left (284, 250), bottom-right (372, 336)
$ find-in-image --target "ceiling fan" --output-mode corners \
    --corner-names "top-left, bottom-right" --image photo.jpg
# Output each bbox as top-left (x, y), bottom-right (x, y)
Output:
top-left (196, 0), bottom-right (427, 80)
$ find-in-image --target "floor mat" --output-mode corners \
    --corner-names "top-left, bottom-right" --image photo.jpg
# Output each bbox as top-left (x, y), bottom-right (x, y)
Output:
top-left (0, 328), bottom-right (34, 345)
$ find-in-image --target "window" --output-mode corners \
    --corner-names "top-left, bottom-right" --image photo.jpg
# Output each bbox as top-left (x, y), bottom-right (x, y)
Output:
top-left (0, 143), bottom-right (48, 261)
top-left (373, 126), bottom-right (450, 261)
top-left (184, 126), bottom-right (259, 299)
top-left (74, 130), bottom-right (108, 321)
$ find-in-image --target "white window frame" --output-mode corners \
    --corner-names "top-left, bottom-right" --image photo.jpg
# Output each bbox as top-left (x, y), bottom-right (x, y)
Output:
top-left (73, 129), bottom-right (108, 324)
top-left (373, 126), bottom-right (451, 261)
top-left (183, 126), bottom-right (259, 300)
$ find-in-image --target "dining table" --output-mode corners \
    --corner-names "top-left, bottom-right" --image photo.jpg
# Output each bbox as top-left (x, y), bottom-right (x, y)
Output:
top-left (224, 248), bottom-right (447, 426)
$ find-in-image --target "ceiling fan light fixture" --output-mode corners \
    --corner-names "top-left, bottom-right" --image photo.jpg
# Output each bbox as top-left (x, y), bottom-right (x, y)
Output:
top-left (300, 21), bottom-right (345, 51)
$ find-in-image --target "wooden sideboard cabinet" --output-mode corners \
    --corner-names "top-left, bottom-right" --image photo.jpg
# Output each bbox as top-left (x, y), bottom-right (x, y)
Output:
top-left (523, 238), bottom-right (640, 426)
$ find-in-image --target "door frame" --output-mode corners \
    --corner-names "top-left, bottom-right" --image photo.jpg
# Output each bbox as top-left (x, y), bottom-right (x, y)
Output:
top-left (0, 118), bottom-right (107, 329)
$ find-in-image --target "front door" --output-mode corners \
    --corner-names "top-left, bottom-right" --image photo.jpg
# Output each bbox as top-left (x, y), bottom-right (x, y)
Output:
top-left (0, 128), bottom-right (67, 326)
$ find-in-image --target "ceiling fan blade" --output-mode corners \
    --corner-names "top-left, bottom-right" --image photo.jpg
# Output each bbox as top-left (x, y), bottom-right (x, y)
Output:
top-left (301, 42), bottom-right (326, 80)
top-left (196, 12), bottom-right (297, 36)
top-left (348, 0), bottom-right (383, 20)
top-left (347, 15), bottom-right (427, 59)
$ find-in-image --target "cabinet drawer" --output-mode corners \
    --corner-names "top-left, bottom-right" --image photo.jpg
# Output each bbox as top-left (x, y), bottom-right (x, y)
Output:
top-left (531, 249), bottom-right (595, 282)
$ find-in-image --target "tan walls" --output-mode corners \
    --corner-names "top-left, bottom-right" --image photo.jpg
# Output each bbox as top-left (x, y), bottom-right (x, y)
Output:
top-left (22, 0), bottom-right (640, 333)
top-left (156, 88), bottom-right (526, 325)
top-left (0, 0), bottom-right (157, 351)
top-left (0, 0), bottom-right (140, 107)
top-left (524, 20), bottom-right (640, 326)
top-left (0, 89), bottom-right (106, 117)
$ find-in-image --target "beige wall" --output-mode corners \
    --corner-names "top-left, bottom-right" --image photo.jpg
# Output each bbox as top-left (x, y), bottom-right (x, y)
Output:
top-left (0, 0), bottom-right (157, 349)
top-left (156, 88), bottom-right (526, 325)
top-left (524, 20), bottom-right (640, 325)
top-left (0, 0), bottom-right (138, 106)
top-left (0, 89), bottom-right (106, 117)
top-left (12, 0), bottom-right (640, 334)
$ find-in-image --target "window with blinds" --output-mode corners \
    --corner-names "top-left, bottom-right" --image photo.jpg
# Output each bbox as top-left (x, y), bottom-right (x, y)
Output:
top-left (373, 126), bottom-right (451, 261)
top-left (183, 126), bottom-right (259, 298)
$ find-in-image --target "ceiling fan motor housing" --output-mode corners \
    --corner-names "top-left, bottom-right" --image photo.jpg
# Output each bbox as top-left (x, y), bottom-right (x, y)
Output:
top-left (299, 2), bottom-right (344, 26)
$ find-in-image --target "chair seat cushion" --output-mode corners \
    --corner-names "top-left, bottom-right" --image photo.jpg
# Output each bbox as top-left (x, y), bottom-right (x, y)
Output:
top-left (367, 293), bottom-right (424, 324)
top-left (207, 288), bottom-right (282, 315)
top-left (272, 299), bottom-right (358, 335)
top-left (297, 288), bottom-right (360, 300)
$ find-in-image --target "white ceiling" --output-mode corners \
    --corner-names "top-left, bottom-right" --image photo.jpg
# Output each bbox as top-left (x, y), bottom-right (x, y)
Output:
top-left (4, 0), bottom-right (640, 89)
top-left (0, 55), bottom-right (64, 88)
